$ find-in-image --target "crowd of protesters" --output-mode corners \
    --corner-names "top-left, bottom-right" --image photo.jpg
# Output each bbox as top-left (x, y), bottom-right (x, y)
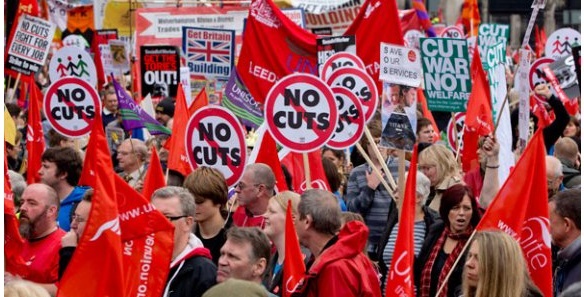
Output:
top-left (4, 18), bottom-right (582, 297)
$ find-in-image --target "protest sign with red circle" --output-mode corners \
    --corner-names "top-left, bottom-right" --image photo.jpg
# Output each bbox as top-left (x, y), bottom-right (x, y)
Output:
top-left (320, 52), bottom-right (366, 82)
top-left (184, 106), bottom-right (247, 187)
top-left (43, 77), bottom-right (101, 138)
top-left (447, 112), bottom-right (466, 151)
top-left (326, 67), bottom-right (378, 123)
top-left (327, 86), bottom-right (365, 149)
top-left (529, 57), bottom-right (557, 102)
top-left (49, 46), bottom-right (98, 87)
top-left (440, 26), bottom-right (465, 39)
top-left (264, 73), bottom-right (338, 153)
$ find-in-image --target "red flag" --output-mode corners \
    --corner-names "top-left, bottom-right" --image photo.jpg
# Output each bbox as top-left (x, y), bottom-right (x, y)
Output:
top-left (166, 83), bottom-right (193, 177)
top-left (4, 155), bottom-right (28, 277)
top-left (26, 79), bottom-right (45, 184)
top-left (460, 0), bottom-right (480, 36)
top-left (386, 146), bottom-right (418, 297)
top-left (58, 112), bottom-right (126, 297)
top-left (237, 0), bottom-right (403, 105)
top-left (283, 200), bottom-right (305, 297)
top-left (248, 125), bottom-right (289, 192)
top-left (534, 25), bottom-right (543, 59)
top-left (279, 149), bottom-right (329, 194)
top-left (462, 48), bottom-right (493, 173)
top-left (114, 174), bottom-right (174, 297)
top-left (189, 87), bottom-right (209, 115)
top-left (131, 61), bottom-right (141, 104)
top-left (91, 31), bottom-right (106, 89)
top-left (142, 146), bottom-right (166, 201)
top-left (475, 129), bottom-right (552, 297)
top-left (417, 88), bottom-right (440, 142)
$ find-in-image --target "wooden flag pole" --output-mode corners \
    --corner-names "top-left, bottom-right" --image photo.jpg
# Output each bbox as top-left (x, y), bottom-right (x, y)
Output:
top-left (7, 73), bottom-right (22, 103)
top-left (363, 126), bottom-right (397, 191)
top-left (355, 143), bottom-right (396, 203)
top-left (396, 149), bottom-right (406, 220)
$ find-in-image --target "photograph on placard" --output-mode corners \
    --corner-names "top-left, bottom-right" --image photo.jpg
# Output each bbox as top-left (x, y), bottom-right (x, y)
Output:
top-left (380, 82), bottom-right (417, 152)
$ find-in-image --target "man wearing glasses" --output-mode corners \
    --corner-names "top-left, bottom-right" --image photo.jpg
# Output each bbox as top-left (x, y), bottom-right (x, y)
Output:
top-left (232, 163), bottom-right (276, 228)
top-left (151, 186), bottom-right (217, 297)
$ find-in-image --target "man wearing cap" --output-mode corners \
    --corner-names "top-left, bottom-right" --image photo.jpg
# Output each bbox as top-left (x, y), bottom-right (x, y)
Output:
top-left (156, 97), bottom-right (175, 127)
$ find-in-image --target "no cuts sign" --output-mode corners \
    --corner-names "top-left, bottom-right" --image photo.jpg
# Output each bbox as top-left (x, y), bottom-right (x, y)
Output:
top-left (185, 106), bottom-right (247, 187)
top-left (43, 77), bottom-right (101, 138)
top-left (326, 67), bottom-right (378, 123)
top-left (265, 73), bottom-right (338, 153)
top-left (320, 52), bottom-right (366, 82)
top-left (327, 86), bottom-right (365, 149)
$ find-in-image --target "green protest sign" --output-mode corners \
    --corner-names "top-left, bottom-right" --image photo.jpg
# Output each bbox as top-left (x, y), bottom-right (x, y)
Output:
top-left (484, 42), bottom-right (507, 120)
top-left (420, 37), bottom-right (471, 112)
top-left (478, 24), bottom-right (509, 65)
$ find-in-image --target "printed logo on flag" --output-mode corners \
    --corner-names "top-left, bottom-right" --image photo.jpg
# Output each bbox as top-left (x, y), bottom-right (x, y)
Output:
top-left (183, 27), bottom-right (235, 80)
top-left (250, 0), bottom-right (281, 29)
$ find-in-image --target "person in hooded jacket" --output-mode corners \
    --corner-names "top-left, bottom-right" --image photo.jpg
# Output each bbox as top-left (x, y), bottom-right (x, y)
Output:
top-left (151, 186), bottom-right (217, 297)
top-left (292, 189), bottom-right (381, 297)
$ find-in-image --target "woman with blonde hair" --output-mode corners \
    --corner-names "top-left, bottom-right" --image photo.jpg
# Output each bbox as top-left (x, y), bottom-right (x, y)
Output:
top-left (262, 191), bottom-right (309, 296)
top-left (418, 143), bottom-right (461, 211)
top-left (463, 230), bottom-right (543, 297)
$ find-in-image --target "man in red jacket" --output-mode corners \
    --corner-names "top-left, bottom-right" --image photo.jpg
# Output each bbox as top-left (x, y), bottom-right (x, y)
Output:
top-left (293, 189), bottom-right (381, 297)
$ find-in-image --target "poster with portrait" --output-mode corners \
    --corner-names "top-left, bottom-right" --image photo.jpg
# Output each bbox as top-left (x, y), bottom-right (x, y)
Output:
top-left (380, 82), bottom-right (417, 152)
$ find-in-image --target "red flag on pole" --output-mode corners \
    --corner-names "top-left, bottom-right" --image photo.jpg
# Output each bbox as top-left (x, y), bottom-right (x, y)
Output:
top-left (475, 129), bottom-right (552, 297)
top-left (283, 200), bottom-right (305, 297)
top-left (90, 31), bottom-right (106, 90)
top-left (26, 79), bottom-right (45, 184)
top-left (142, 146), bottom-right (166, 201)
top-left (166, 83), bottom-right (194, 178)
top-left (460, 0), bottom-right (480, 36)
top-left (385, 146), bottom-right (418, 297)
top-left (189, 87), bottom-right (209, 115)
top-left (4, 156), bottom-right (28, 277)
top-left (114, 174), bottom-right (174, 297)
top-left (279, 149), bottom-right (329, 194)
top-left (462, 47), bottom-right (493, 173)
top-left (247, 125), bottom-right (289, 192)
top-left (58, 112), bottom-right (126, 297)
top-left (417, 88), bottom-right (440, 142)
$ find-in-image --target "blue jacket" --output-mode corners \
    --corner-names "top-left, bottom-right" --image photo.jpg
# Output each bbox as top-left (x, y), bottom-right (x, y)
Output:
top-left (58, 186), bottom-right (89, 231)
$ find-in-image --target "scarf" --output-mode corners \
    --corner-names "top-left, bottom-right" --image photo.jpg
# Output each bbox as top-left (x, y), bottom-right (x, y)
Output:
top-left (420, 226), bottom-right (472, 297)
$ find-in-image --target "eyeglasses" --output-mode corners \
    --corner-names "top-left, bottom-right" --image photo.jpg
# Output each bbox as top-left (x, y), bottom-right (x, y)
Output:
top-left (71, 214), bottom-right (86, 223)
top-left (165, 215), bottom-right (188, 221)
top-left (235, 182), bottom-right (261, 190)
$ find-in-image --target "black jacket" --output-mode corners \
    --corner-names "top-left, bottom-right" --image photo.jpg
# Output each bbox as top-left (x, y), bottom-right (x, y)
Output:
top-left (414, 221), bottom-right (468, 297)
top-left (165, 248), bottom-right (217, 297)
top-left (376, 205), bottom-right (441, 289)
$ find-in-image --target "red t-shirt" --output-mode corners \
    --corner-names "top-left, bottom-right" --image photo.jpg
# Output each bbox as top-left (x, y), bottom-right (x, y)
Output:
top-left (232, 206), bottom-right (266, 229)
top-left (21, 228), bottom-right (66, 283)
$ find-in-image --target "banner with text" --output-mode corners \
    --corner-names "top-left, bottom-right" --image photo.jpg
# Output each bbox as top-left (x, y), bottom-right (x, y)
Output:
top-left (380, 43), bottom-right (422, 87)
top-left (316, 35), bottom-right (356, 75)
top-left (221, 69), bottom-right (263, 129)
top-left (140, 46), bottom-right (180, 100)
top-left (183, 27), bottom-right (235, 80)
top-left (477, 24), bottom-right (509, 64)
top-left (420, 37), bottom-right (471, 112)
top-left (7, 14), bottom-right (56, 77)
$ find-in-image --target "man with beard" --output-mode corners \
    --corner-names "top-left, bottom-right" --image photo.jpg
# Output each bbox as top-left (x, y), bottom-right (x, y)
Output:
top-left (14, 184), bottom-right (65, 284)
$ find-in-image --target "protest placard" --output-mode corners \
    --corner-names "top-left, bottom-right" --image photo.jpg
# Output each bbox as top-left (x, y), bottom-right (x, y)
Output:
top-left (185, 106), bottom-right (247, 187)
top-left (478, 24), bottom-right (509, 61)
top-left (320, 52), bottom-right (365, 82)
top-left (327, 86), bottom-right (365, 149)
top-left (282, 8), bottom-right (306, 28)
top-left (49, 46), bottom-right (98, 87)
top-left (403, 29), bottom-right (425, 49)
top-left (182, 27), bottom-right (235, 80)
top-left (420, 37), bottom-right (471, 112)
top-left (221, 69), bottom-right (263, 129)
top-left (140, 46), bottom-right (180, 101)
top-left (326, 67), bottom-right (378, 123)
top-left (7, 14), bottom-right (56, 76)
top-left (43, 77), bottom-right (101, 138)
top-left (439, 26), bottom-right (464, 39)
top-left (380, 43), bottom-right (422, 87)
top-left (380, 82), bottom-right (417, 151)
top-left (317, 35), bottom-right (356, 76)
top-left (109, 39), bottom-right (130, 73)
top-left (545, 28), bottom-right (581, 60)
top-left (265, 73), bottom-right (338, 152)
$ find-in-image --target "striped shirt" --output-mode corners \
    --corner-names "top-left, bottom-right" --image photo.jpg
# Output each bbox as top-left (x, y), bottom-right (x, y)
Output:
top-left (382, 220), bottom-right (426, 292)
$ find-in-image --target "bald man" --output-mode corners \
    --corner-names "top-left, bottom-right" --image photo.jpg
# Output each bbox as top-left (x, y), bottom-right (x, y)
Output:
top-left (554, 137), bottom-right (581, 189)
top-left (14, 183), bottom-right (66, 284)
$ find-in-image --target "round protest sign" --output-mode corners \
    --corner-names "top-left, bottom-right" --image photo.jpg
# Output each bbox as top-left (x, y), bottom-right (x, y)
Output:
top-left (62, 34), bottom-right (90, 49)
top-left (320, 52), bottom-right (366, 82)
top-left (264, 73), bottom-right (338, 153)
top-left (529, 57), bottom-right (556, 94)
top-left (440, 26), bottom-right (465, 39)
top-left (49, 46), bottom-right (98, 87)
top-left (327, 86), bottom-right (365, 149)
top-left (43, 77), bottom-right (101, 138)
top-left (184, 106), bottom-right (247, 187)
top-left (545, 28), bottom-right (581, 60)
top-left (326, 67), bottom-right (379, 123)
top-left (447, 112), bottom-right (466, 152)
top-left (403, 29), bottom-right (425, 49)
